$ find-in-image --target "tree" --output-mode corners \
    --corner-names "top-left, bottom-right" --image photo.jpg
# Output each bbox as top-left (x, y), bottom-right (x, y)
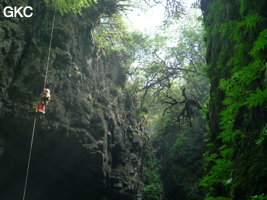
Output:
top-left (129, 7), bottom-right (208, 199)
top-left (126, 8), bottom-right (208, 118)
top-left (44, 0), bottom-right (97, 13)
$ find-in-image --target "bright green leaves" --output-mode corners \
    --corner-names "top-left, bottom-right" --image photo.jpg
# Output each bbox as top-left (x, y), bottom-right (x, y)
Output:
top-left (243, 13), bottom-right (262, 29)
top-left (201, 0), bottom-right (267, 198)
top-left (250, 29), bottom-right (267, 58)
top-left (199, 157), bottom-right (231, 190)
top-left (243, 88), bottom-right (267, 108)
top-left (219, 145), bottom-right (234, 159)
top-left (203, 153), bottom-right (218, 165)
top-left (218, 79), bottom-right (230, 91)
top-left (143, 183), bottom-right (162, 200)
top-left (125, 8), bottom-right (207, 115)
top-left (93, 14), bottom-right (132, 52)
top-left (200, 145), bottom-right (234, 199)
top-left (142, 148), bottom-right (163, 200)
top-left (238, 0), bottom-right (247, 14)
top-left (218, 78), bottom-right (244, 143)
top-left (44, 0), bottom-right (97, 14)
top-left (200, 144), bottom-right (234, 199)
top-left (216, 14), bottom-right (267, 144)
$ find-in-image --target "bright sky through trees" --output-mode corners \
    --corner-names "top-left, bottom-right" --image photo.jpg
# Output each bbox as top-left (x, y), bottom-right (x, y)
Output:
top-left (126, 6), bottom-right (165, 32)
top-left (126, 0), bottom-right (198, 32)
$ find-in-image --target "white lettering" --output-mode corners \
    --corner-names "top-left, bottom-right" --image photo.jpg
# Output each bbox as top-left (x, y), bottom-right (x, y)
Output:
top-left (23, 6), bottom-right (33, 18)
top-left (14, 6), bottom-right (23, 17)
top-left (3, 6), bottom-right (33, 18)
top-left (3, 6), bottom-right (13, 17)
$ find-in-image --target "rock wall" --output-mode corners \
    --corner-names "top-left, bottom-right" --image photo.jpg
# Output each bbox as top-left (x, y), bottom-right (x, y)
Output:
top-left (0, 1), bottom-right (146, 199)
top-left (202, 0), bottom-right (267, 198)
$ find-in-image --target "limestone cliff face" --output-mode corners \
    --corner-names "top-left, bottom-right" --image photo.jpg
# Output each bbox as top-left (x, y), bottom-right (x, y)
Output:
top-left (0, 1), bottom-right (146, 199)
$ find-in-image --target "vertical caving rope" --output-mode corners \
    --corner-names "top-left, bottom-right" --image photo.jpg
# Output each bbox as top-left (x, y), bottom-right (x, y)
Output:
top-left (44, 3), bottom-right (56, 90)
top-left (22, 4), bottom-right (56, 200)
top-left (22, 118), bottom-right (36, 200)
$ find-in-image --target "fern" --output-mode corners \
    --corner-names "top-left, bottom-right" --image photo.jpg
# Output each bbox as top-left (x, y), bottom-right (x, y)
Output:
top-left (243, 88), bottom-right (267, 108)
top-left (219, 145), bottom-right (234, 159)
top-left (250, 29), bottom-right (267, 58)
top-left (238, 0), bottom-right (247, 14)
top-left (199, 158), bottom-right (231, 189)
top-left (200, 0), bottom-right (267, 197)
top-left (243, 13), bottom-right (262, 29)
top-left (218, 79), bottom-right (229, 91)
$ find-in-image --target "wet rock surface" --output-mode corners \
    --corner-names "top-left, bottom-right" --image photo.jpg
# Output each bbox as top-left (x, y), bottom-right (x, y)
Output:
top-left (0, 1), bottom-right (147, 199)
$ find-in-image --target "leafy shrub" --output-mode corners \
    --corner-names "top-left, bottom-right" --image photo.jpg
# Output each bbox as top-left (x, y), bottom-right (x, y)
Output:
top-left (45, 0), bottom-right (97, 13)
top-left (143, 183), bottom-right (162, 200)
top-left (250, 194), bottom-right (267, 200)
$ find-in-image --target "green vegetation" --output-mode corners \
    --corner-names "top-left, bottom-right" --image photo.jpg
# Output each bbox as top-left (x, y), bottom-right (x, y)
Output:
top-left (126, 7), bottom-right (209, 199)
top-left (44, 0), bottom-right (137, 15)
top-left (199, 0), bottom-right (267, 199)
top-left (152, 109), bottom-right (207, 199)
top-left (44, 0), bottom-right (97, 13)
top-left (104, 3), bottom-right (209, 199)
top-left (250, 194), bottom-right (267, 200)
top-left (142, 146), bottom-right (163, 200)
top-left (44, 0), bottom-right (267, 198)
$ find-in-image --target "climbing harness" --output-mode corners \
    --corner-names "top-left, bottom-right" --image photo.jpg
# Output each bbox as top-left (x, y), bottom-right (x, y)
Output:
top-left (22, 4), bottom-right (56, 200)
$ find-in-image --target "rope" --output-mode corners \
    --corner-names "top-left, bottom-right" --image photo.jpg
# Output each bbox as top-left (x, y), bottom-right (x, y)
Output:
top-left (22, 117), bottom-right (36, 200)
top-left (23, 4), bottom-right (56, 200)
top-left (44, 4), bottom-right (57, 89)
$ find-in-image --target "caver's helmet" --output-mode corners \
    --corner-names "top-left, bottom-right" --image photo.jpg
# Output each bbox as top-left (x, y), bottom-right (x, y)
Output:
top-left (43, 88), bottom-right (50, 93)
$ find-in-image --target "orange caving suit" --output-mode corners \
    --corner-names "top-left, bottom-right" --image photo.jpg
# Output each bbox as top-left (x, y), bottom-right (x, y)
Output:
top-left (32, 89), bottom-right (51, 113)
